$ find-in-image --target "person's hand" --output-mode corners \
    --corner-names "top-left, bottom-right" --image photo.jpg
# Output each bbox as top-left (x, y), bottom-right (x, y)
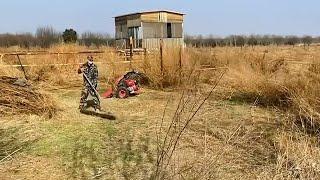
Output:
top-left (78, 68), bottom-right (83, 74)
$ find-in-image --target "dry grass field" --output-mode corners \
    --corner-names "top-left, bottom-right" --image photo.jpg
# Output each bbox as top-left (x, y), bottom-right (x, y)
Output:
top-left (0, 45), bottom-right (320, 179)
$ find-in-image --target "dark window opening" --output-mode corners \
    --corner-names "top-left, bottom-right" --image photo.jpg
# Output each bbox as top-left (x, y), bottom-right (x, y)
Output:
top-left (167, 23), bottom-right (172, 38)
top-left (127, 27), bottom-right (142, 48)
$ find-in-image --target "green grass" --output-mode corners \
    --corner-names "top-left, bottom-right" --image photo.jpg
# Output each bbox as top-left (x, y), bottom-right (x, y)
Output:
top-left (20, 88), bottom-right (158, 179)
top-left (26, 117), bottom-right (117, 178)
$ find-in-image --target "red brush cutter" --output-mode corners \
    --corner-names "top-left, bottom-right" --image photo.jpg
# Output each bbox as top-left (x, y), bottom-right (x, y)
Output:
top-left (102, 71), bottom-right (148, 99)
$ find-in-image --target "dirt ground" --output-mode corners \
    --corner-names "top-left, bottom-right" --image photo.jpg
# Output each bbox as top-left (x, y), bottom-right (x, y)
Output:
top-left (0, 85), bottom-right (286, 180)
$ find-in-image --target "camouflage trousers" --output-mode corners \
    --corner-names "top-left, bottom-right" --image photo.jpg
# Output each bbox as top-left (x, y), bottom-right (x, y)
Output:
top-left (79, 86), bottom-right (101, 110)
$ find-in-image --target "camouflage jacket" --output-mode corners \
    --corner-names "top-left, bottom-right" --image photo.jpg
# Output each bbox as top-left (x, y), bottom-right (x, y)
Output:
top-left (80, 62), bottom-right (98, 89)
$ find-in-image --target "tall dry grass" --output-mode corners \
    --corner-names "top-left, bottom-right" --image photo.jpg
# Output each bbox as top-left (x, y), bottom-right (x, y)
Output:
top-left (218, 46), bottom-right (320, 128)
top-left (1, 44), bottom-right (320, 178)
top-left (210, 46), bottom-right (320, 179)
top-left (150, 45), bottom-right (320, 178)
top-left (1, 44), bottom-right (319, 129)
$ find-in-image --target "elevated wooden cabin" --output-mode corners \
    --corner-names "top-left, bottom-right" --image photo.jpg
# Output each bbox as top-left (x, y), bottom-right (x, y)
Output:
top-left (115, 10), bottom-right (185, 50)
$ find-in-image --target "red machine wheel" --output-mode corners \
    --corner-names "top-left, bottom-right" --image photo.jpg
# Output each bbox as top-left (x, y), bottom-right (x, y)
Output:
top-left (116, 86), bottom-right (129, 99)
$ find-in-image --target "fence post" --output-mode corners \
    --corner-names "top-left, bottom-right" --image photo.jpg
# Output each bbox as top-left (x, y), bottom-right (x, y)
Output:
top-left (160, 39), bottom-right (163, 75)
top-left (57, 53), bottom-right (60, 64)
top-left (179, 45), bottom-right (183, 69)
top-left (179, 45), bottom-right (183, 85)
top-left (129, 36), bottom-right (133, 70)
top-left (143, 48), bottom-right (147, 73)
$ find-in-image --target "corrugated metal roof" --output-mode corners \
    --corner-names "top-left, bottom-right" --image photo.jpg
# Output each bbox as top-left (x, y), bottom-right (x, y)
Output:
top-left (114, 10), bottom-right (185, 18)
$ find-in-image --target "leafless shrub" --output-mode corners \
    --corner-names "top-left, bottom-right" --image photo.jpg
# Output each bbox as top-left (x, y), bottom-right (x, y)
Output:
top-left (153, 70), bottom-right (226, 179)
top-left (35, 26), bottom-right (61, 48)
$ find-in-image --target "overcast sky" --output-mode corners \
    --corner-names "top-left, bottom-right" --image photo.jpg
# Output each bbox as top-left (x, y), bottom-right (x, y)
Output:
top-left (0, 0), bottom-right (319, 36)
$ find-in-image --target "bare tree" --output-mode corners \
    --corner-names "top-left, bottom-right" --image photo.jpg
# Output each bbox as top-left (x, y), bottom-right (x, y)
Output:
top-left (235, 35), bottom-right (245, 47)
top-left (285, 36), bottom-right (299, 47)
top-left (302, 35), bottom-right (312, 47)
top-left (247, 35), bottom-right (258, 47)
top-left (271, 35), bottom-right (284, 46)
top-left (80, 32), bottom-right (114, 47)
top-left (36, 26), bottom-right (60, 48)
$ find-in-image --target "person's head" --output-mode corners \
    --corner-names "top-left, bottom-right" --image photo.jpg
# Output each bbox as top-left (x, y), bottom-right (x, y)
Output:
top-left (87, 55), bottom-right (93, 65)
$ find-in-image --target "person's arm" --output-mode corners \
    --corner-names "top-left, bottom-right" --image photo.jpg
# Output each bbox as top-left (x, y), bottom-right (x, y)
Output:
top-left (94, 65), bottom-right (98, 79)
top-left (93, 65), bottom-right (98, 88)
top-left (78, 62), bottom-right (87, 74)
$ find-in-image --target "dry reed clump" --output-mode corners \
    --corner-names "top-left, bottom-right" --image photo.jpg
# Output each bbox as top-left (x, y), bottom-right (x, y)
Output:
top-left (225, 57), bottom-right (290, 107)
top-left (0, 76), bottom-right (56, 117)
top-left (139, 47), bottom-right (201, 89)
top-left (223, 48), bottom-right (320, 131)
top-left (272, 131), bottom-right (320, 179)
top-left (0, 65), bottom-right (22, 78)
top-left (287, 70), bottom-right (320, 130)
top-left (27, 65), bottom-right (81, 88)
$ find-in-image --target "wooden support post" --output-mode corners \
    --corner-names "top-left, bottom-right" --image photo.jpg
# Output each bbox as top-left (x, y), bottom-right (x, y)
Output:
top-left (179, 45), bottom-right (183, 85)
top-left (129, 36), bottom-right (133, 70)
top-left (160, 39), bottom-right (163, 75)
top-left (129, 36), bottom-right (133, 60)
top-left (143, 48), bottom-right (147, 73)
top-left (56, 53), bottom-right (60, 65)
top-left (144, 48), bottom-right (147, 58)
top-left (179, 45), bottom-right (183, 69)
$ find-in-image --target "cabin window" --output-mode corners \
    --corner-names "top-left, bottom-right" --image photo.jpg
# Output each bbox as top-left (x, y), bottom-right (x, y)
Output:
top-left (172, 23), bottom-right (183, 38)
top-left (167, 23), bottom-right (172, 38)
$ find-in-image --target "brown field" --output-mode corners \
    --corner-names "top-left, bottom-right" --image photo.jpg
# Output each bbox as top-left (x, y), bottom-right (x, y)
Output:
top-left (0, 45), bottom-right (320, 179)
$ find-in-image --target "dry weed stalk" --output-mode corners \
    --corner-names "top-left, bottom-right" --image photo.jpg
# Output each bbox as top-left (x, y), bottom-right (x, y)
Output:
top-left (154, 70), bottom-right (226, 179)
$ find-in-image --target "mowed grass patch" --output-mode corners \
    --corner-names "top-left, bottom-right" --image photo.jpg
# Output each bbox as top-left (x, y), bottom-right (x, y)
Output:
top-left (25, 95), bottom-right (117, 179)
top-left (25, 88), bottom-right (167, 179)
top-left (0, 85), bottom-right (293, 179)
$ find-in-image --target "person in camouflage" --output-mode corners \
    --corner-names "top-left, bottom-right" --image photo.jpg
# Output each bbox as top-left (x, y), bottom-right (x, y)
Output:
top-left (78, 55), bottom-right (101, 111)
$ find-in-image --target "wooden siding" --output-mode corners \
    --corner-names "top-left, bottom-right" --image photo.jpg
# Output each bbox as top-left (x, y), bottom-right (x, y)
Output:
top-left (141, 13), bottom-right (159, 22)
top-left (115, 14), bottom-right (141, 39)
top-left (115, 14), bottom-right (140, 25)
top-left (115, 24), bottom-right (128, 39)
top-left (142, 38), bottom-right (184, 50)
top-left (167, 13), bottom-right (183, 23)
top-left (142, 23), bottom-right (166, 38)
top-left (141, 12), bottom-right (183, 23)
top-left (114, 11), bottom-right (184, 50)
top-left (142, 22), bottom-right (182, 39)
top-left (171, 23), bottom-right (183, 38)
top-left (159, 12), bottom-right (168, 22)
top-left (127, 18), bottom-right (141, 27)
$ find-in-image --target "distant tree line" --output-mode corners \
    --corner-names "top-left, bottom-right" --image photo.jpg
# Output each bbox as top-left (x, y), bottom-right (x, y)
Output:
top-left (79, 32), bottom-right (115, 47)
top-left (185, 35), bottom-right (319, 47)
top-left (0, 27), bottom-right (61, 48)
top-left (1, 26), bottom-right (319, 49)
top-left (0, 26), bottom-right (115, 48)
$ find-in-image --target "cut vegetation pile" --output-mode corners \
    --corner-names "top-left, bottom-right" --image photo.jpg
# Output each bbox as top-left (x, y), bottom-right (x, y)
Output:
top-left (0, 76), bottom-right (56, 117)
